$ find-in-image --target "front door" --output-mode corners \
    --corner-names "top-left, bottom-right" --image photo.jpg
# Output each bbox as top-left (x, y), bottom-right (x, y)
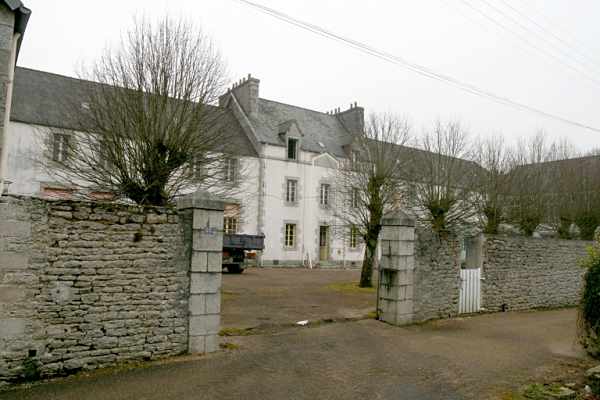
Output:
top-left (319, 226), bottom-right (329, 261)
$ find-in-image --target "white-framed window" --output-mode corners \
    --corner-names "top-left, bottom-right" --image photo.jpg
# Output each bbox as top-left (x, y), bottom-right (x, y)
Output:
top-left (351, 187), bottom-right (360, 208)
top-left (350, 225), bottom-right (359, 248)
top-left (287, 138), bottom-right (298, 160)
top-left (320, 183), bottom-right (330, 206)
top-left (52, 133), bottom-right (70, 162)
top-left (286, 179), bottom-right (298, 203)
top-left (285, 223), bottom-right (296, 248)
top-left (224, 158), bottom-right (238, 183)
top-left (224, 217), bottom-right (239, 234)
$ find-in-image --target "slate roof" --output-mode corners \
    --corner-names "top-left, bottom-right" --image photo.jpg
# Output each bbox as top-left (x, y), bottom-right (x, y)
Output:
top-left (10, 67), bottom-right (258, 157)
top-left (249, 98), bottom-right (354, 158)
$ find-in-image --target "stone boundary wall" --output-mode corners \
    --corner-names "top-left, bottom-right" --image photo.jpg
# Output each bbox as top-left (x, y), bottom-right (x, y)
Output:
top-left (0, 195), bottom-right (192, 384)
top-left (482, 235), bottom-right (590, 312)
top-left (413, 229), bottom-right (460, 321)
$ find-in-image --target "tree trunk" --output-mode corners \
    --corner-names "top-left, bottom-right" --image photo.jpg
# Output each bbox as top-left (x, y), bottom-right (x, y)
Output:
top-left (360, 236), bottom-right (377, 287)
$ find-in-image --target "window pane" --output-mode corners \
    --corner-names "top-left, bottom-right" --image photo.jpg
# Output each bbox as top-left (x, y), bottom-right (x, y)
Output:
top-left (288, 138), bottom-right (297, 160)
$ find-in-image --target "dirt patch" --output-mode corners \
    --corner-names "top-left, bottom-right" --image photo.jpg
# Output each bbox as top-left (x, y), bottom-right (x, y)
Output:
top-left (221, 267), bottom-right (375, 329)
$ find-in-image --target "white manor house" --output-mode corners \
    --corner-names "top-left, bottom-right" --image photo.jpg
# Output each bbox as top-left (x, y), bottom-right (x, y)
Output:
top-left (3, 68), bottom-right (371, 267)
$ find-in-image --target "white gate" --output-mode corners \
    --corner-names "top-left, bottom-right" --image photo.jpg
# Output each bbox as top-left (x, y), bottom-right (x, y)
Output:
top-left (459, 268), bottom-right (481, 314)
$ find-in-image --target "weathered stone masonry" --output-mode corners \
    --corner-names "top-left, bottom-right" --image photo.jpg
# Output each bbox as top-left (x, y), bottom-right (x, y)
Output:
top-left (0, 195), bottom-right (193, 383)
top-left (482, 235), bottom-right (590, 312)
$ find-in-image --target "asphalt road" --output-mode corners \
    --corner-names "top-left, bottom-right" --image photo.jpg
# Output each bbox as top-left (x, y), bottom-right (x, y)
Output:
top-left (0, 309), bottom-right (588, 400)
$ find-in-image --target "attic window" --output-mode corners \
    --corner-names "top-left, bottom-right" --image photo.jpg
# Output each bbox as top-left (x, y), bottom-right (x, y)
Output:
top-left (287, 138), bottom-right (298, 160)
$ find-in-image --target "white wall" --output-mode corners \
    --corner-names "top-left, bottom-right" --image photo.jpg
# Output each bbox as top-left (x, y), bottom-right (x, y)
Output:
top-left (260, 143), bottom-right (364, 265)
top-left (4, 121), bottom-right (50, 196)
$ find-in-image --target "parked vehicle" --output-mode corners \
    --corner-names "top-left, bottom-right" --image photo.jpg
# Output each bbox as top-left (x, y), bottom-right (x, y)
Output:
top-left (222, 234), bottom-right (265, 273)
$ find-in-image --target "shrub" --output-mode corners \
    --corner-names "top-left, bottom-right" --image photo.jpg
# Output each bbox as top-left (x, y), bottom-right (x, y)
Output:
top-left (579, 239), bottom-right (600, 358)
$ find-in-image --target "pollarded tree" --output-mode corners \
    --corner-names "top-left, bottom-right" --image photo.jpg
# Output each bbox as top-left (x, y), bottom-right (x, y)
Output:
top-left (405, 120), bottom-right (479, 235)
top-left (335, 113), bottom-right (412, 288)
top-left (472, 134), bottom-right (514, 234)
top-left (41, 17), bottom-right (236, 206)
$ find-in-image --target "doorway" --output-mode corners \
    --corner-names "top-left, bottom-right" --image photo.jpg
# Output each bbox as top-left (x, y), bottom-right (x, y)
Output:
top-left (319, 225), bottom-right (329, 261)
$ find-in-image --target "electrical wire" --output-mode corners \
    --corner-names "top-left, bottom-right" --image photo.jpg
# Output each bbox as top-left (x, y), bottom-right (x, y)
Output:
top-left (232, 0), bottom-right (600, 133)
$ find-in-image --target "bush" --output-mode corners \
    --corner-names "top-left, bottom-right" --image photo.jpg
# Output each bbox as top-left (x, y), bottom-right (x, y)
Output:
top-left (579, 240), bottom-right (600, 358)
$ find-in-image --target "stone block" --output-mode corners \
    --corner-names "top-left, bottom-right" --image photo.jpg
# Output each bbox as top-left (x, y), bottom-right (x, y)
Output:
top-left (192, 230), bottom-right (223, 252)
top-left (189, 334), bottom-right (219, 354)
top-left (380, 227), bottom-right (415, 242)
top-left (189, 314), bottom-right (220, 336)
top-left (191, 251), bottom-right (208, 272)
top-left (397, 300), bottom-right (414, 316)
top-left (192, 209), bottom-right (224, 231)
top-left (381, 240), bottom-right (414, 257)
top-left (0, 285), bottom-right (25, 303)
top-left (205, 292), bottom-right (221, 314)
top-left (190, 272), bottom-right (221, 294)
top-left (189, 294), bottom-right (206, 316)
top-left (0, 318), bottom-right (26, 339)
top-left (207, 252), bottom-right (223, 273)
top-left (0, 220), bottom-right (31, 238)
top-left (0, 252), bottom-right (28, 270)
top-left (380, 255), bottom-right (414, 271)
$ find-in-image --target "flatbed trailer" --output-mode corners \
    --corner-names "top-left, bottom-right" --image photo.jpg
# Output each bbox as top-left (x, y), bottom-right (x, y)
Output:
top-left (222, 234), bottom-right (265, 273)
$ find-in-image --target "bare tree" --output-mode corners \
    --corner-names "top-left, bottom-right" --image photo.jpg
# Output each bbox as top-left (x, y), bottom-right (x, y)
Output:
top-left (40, 17), bottom-right (235, 206)
top-left (472, 134), bottom-right (514, 234)
top-left (405, 120), bottom-right (478, 235)
top-left (335, 113), bottom-right (411, 288)
top-left (507, 132), bottom-right (553, 236)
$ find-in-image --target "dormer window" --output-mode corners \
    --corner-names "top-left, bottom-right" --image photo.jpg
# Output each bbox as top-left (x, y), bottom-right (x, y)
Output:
top-left (287, 138), bottom-right (298, 160)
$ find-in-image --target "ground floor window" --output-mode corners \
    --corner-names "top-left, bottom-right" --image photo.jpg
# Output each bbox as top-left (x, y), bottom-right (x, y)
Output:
top-left (285, 223), bottom-right (296, 248)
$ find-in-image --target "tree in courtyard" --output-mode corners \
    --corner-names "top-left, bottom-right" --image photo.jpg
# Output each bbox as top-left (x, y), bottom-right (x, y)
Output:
top-left (335, 113), bottom-right (411, 287)
top-left (404, 120), bottom-right (478, 235)
top-left (41, 17), bottom-right (235, 206)
top-left (472, 134), bottom-right (514, 234)
top-left (507, 132), bottom-right (553, 236)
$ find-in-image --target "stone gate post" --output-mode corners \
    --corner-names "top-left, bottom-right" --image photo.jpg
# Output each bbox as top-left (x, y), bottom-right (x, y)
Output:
top-left (378, 210), bottom-right (416, 325)
top-left (178, 191), bottom-right (224, 354)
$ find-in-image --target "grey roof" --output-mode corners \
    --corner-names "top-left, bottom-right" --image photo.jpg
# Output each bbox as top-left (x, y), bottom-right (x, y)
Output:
top-left (249, 98), bottom-right (354, 158)
top-left (10, 67), bottom-right (257, 157)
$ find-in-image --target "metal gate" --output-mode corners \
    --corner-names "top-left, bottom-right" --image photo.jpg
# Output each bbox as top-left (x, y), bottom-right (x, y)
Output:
top-left (459, 268), bottom-right (481, 314)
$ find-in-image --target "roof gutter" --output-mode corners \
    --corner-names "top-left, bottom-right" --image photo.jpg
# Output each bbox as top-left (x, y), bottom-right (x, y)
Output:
top-left (3, 0), bottom-right (31, 60)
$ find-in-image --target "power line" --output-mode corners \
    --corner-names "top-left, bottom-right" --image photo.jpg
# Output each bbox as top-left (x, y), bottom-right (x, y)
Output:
top-left (233, 0), bottom-right (600, 134)
top-left (458, 0), bottom-right (600, 88)
top-left (496, 0), bottom-right (600, 73)
top-left (512, 0), bottom-right (600, 66)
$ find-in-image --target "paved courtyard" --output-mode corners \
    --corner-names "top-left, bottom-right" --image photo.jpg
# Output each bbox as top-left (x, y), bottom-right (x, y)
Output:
top-left (0, 309), bottom-right (589, 400)
top-left (222, 267), bottom-right (375, 329)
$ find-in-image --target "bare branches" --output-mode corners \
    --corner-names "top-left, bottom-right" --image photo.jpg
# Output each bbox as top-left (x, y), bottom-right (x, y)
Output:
top-left (40, 17), bottom-right (234, 206)
top-left (335, 113), bottom-right (411, 287)
top-left (405, 120), bottom-right (477, 235)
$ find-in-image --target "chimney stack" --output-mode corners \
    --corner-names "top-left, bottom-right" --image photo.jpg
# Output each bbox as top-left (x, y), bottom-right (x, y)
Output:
top-left (219, 73), bottom-right (260, 115)
top-left (332, 102), bottom-right (364, 135)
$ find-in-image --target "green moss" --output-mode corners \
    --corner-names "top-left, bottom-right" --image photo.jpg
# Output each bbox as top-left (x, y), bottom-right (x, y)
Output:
top-left (325, 282), bottom-right (376, 294)
top-left (218, 327), bottom-right (254, 337)
top-left (219, 342), bottom-right (240, 350)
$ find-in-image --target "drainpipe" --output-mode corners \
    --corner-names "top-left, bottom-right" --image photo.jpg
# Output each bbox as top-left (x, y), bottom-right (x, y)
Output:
top-left (0, 32), bottom-right (20, 196)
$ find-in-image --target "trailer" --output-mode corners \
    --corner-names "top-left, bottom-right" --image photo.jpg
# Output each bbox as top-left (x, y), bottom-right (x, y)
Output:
top-left (222, 233), bottom-right (265, 273)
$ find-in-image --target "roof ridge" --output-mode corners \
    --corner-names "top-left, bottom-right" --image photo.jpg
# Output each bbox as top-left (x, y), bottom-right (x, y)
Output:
top-left (16, 66), bottom-right (98, 85)
top-left (259, 97), bottom-right (334, 118)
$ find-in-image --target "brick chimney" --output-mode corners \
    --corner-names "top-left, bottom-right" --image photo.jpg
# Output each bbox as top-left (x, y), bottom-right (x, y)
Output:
top-left (332, 102), bottom-right (364, 135)
top-left (220, 74), bottom-right (260, 116)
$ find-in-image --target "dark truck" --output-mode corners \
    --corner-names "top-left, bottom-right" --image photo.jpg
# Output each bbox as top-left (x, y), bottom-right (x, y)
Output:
top-left (222, 233), bottom-right (265, 273)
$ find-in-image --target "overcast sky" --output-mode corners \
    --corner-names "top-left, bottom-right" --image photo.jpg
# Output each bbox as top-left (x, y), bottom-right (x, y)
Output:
top-left (18, 0), bottom-right (600, 150)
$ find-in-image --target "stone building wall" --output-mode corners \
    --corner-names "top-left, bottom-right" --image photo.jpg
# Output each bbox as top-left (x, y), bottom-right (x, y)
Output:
top-left (413, 229), bottom-right (460, 321)
top-left (0, 195), bottom-right (191, 384)
top-left (482, 235), bottom-right (590, 312)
